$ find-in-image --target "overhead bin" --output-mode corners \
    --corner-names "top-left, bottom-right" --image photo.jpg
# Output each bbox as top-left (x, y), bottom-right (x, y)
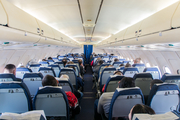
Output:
top-left (172, 2), bottom-right (180, 28)
top-left (139, 2), bottom-right (179, 36)
top-left (1, 0), bottom-right (39, 35)
top-left (124, 21), bottom-right (142, 39)
top-left (36, 19), bottom-right (55, 38)
top-left (114, 28), bottom-right (127, 41)
top-left (0, 2), bottom-right (7, 25)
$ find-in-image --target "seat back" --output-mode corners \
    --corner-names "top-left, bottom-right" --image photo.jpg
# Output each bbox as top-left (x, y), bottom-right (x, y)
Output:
top-left (147, 83), bottom-right (180, 114)
top-left (57, 78), bottom-right (74, 93)
top-left (133, 73), bottom-right (153, 95)
top-left (72, 61), bottom-right (80, 72)
top-left (29, 64), bottom-right (41, 73)
top-left (23, 73), bottom-right (43, 97)
top-left (143, 67), bottom-right (161, 79)
top-left (93, 57), bottom-right (99, 66)
top-left (0, 73), bottom-right (19, 82)
top-left (132, 64), bottom-right (146, 73)
top-left (55, 61), bottom-right (64, 69)
top-left (99, 68), bottom-right (116, 91)
top-left (104, 75), bottom-right (124, 92)
top-left (0, 82), bottom-right (32, 113)
top-left (119, 59), bottom-right (125, 62)
top-left (52, 57), bottom-right (59, 62)
top-left (38, 67), bottom-right (55, 77)
top-left (16, 67), bottom-right (32, 79)
top-left (103, 56), bottom-right (109, 63)
top-left (98, 63), bottom-right (110, 78)
top-left (47, 60), bottom-right (54, 65)
top-left (117, 66), bottom-right (124, 72)
top-left (161, 74), bottom-right (180, 89)
top-left (58, 56), bottom-right (65, 60)
top-left (123, 67), bottom-right (139, 78)
top-left (123, 60), bottom-right (130, 64)
top-left (108, 87), bottom-right (144, 119)
top-left (48, 64), bottom-right (61, 77)
top-left (33, 87), bottom-right (69, 119)
top-left (65, 64), bottom-right (80, 77)
top-left (113, 62), bottom-right (122, 69)
top-left (67, 56), bottom-right (74, 61)
top-left (39, 61), bottom-right (49, 67)
top-left (59, 68), bottom-right (77, 87)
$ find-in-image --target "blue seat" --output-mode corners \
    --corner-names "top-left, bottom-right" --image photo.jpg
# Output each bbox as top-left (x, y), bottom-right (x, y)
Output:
top-left (99, 68), bottom-right (116, 92)
top-left (52, 57), bottom-right (59, 62)
top-left (123, 67), bottom-right (139, 78)
top-left (132, 63), bottom-right (146, 73)
top-left (16, 67), bottom-right (32, 79)
top-left (0, 81), bottom-right (32, 113)
top-left (147, 83), bottom-right (180, 114)
top-left (48, 64), bottom-right (61, 77)
top-left (29, 64), bottom-right (41, 73)
top-left (23, 73), bottom-right (43, 97)
top-left (104, 75), bottom-right (124, 92)
top-left (107, 87), bottom-right (144, 119)
top-left (72, 61), bottom-right (80, 72)
top-left (47, 59), bottom-right (54, 65)
top-left (102, 56), bottom-right (109, 63)
top-left (55, 61), bottom-right (65, 69)
top-left (33, 86), bottom-right (69, 119)
top-left (143, 67), bottom-right (161, 79)
top-left (119, 59), bottom-right (125, 62)
top-left (65, 64), bottom-right (80, 77)
top-left (161, 74), bottom-right (180, 89)
top-left (57, 78), bottom-right (74, 93)
top-left (38, 67), bottom-right (55, 77)
top-left (113, 62), bottom-right (122, 68)
top-left (59, 68), bottom-right (77, 89)
top-left (67, 56), bottom-right (74, 61)
top-left (39, 61), bottom-right (49, 67)
top-left (117, 66), bottom-right (125, 72)
top-left (123, 60), bottom-right (130, 64)
top-left (58, 56), bottom-right (65, 60)
top-left (98, 63), bottom-right (110, 79)
top-left (0, 73), bottom-right (21, 82)
top-left (133, 73), bottom-right (153, 95)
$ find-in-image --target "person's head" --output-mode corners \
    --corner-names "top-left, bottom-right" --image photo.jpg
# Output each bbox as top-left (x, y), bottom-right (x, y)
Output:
top-left (114, 71), bottom-right (123, 76)
top-left (60, 74), bottom-right (69, 79)
top-left (150, 79), bottom-right (163, 90)
top-left (119, 63), bottom-right (124, 67)
top-left (125, 62), bottom-right (132, 67)
top-left (114, 58), bottom-right (119, 62)
top-left (42, 75), bottom-right (58, 87)
top-left (4, 64), bottom-right (16, 75)
top-left (134, 58), bottom-right (141, 64)
top-left (97, 57), bottom-right (101, 61)
top-left (98, 60), bottom-right (104, 65)
top-left (118, 77), bottom-right (135, 88)
top-left (62, 58), bottom-right (67, 67)
top-left (48, 57), bottom-right (52, 60)
top-left (68, 66), bottom-right (76, 71)
top-left (128, 104), bottom-right (155, 120)
top-left (42, 59), bottom-right (46, 61)
top-left (67, 61), bottom-right (74, 64)
top-left (78, 59), bottom-right (82, 65)
top-left (108, 65), bottom-right (114, 68)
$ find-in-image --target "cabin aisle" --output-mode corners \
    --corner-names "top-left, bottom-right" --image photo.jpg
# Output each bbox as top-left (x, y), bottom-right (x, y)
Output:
top-left (76, 65), bottom-right (96, 120)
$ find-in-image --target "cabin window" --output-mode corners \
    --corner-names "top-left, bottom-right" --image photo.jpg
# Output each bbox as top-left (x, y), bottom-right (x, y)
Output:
top-left (146, 63), bottom-right (151, 67)
top-left (164, 66), bottom-right (171, 74)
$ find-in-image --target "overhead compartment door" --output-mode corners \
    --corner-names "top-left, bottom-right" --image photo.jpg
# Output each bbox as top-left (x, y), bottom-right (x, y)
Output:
top-left (0, 1), bottom-right (7, 25)
top-left (172, 2), bottom-right (180, 28)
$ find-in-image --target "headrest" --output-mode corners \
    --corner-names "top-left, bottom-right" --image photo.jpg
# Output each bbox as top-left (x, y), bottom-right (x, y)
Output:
top-left (107, 75), bottom-right (124, 82)
top-left (161, 74), bottom-right (180, 82)
top-left (23, 73), bottom-right (43, 79)
top-left (123, 67), bottom-right (139, 71)
top-left (38, 67), bottom-right (53, 71)
top-left (39, 61), bottom-right (48, 64)
top-left (132, 64), bottom-right (146, 67)
top-left (101, 63), bottom-right (110, 67)
top-left (143, 67), bottom-right (159, 72)
top-left (102, 67), bottom-right (116, 72)
top-left (123, 61), bottom-right (130, 63)
top-left (48, 64), bottom-right (60, 68)
top-left (56, 78), bottom-right (69, 81)
top-left (60, 68), bottom-right (74, 71)
top-left (0, 73), bottom-right (17, 81)
top-left (16, 68), bottom-right (32, 72)
top-left (47, 60), bottom-right (54, 62)
top-left (152, 83), bottom-right (179, 91)
top-left (113, 62), bottom-right (122, 64)
top-left (29, 64), bottom-right (41, 67)
top-left (65, 64), bottom-right (77, 67)
top-left (133, 73), bottom-right (153, 79)
top-left (54, 61), bottom-right (63, 64)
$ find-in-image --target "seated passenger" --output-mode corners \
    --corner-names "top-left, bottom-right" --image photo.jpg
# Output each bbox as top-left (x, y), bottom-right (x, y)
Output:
top-left (78, 59), bottom-right (85, 76)
top-left (67, 61), bottom-right (74, 64)
top-left (114, 58), bottom-right (119, 62)
top-left (134, 58), bottom-right (141, 64)
top-left (128, 104), bottom-right (155, 120)
top-left (3, 64), bottom-right (22, 81)
top-left (42, 75), bottom-right (80, 116)
top-left (150, 79), bottom-right (163, 90)
top-left (94, 77), bottom-right (135, 120)
top-left (62, 58), bottom-right (67, 67)
top-left (125, 62), bottom-right (132, 67)
top-left (93, 60), bottom-right (104, 81)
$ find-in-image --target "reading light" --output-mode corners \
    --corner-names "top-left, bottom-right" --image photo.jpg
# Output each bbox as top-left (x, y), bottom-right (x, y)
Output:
top-left (136, 37), bottom-right (138, 41)
top-left (159, 32), bottom-right (162, 36)
top-left (24, 32), bottom-right (27, 36)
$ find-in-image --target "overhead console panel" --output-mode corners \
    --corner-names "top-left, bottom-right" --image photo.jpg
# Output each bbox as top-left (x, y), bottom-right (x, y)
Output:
top-left (0, 1), bottom-right (7, 25)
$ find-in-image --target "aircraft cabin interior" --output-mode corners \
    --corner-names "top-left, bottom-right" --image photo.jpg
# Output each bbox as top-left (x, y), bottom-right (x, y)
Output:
top-left (0, 0), bottom-right (180, 120)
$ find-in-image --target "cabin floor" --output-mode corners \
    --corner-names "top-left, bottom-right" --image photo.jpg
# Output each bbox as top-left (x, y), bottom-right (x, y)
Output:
top-left (76, 65), bottom-right (96, 120)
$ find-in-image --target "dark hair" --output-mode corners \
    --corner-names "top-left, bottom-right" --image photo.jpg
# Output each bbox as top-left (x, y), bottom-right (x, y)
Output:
top-left (131, 104), bottom-right (155, 119)
top-left (78, 59), bottom-right (82, 65)
top-left (125, 62), bottom-right (132, 67)
top-left (150, 79), bottom-right (163, 89)
top-left (98, 60), bottom-right (104, 65)
top-left (42, 75), bottom-right (57, 87)
top-left (114, 58), bottom-right (119, 62)
top-left (48, 57), bottom-right (52, 60)
top-left (67, 61), bottom-right (74, 64)
top-left (62, 58), bottom-right (67, 67)
top-left (114, 71), bottom-right (123, 75)
top-left (5, 64), bottom-right (16, 70)
top-left (119, 77), bottom-right (135, 88)
top-left (119, 63), bottom-right (124, 67)
top-left (68, 66), bottom-right (76, 71)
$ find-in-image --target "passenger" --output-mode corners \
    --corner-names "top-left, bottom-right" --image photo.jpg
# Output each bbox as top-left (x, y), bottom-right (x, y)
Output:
top-left (3, 64), bottom-right (22, 81)
top-left (60, 75), bottom-right (83, 103)
top-left (42, 59), bottom-right (46, 61)
top-left (78, 59), bottom-right (85, 76)
top-left (128, 104), bottom-right (155, 120)
top-left (125, 62), bottom-right (132, 67)
top-left (119, 63), bottom-right (124, 67)
top-left (94, 57), bottom-right (102, 66)
top-left (150, 79), bottom-right (163, 90)
top-left (114, 58), bottom-right (119, 62)
top-left (62, 58), bottom-right (67, 67)
top-left (42, 75), bottom-right (80, 116)
top-left (67, 61), bottom-right (74, 64)
top-left (134, 58), bottom-right (141, 64)
top-left (48, 57), bottom-right (53, 60)
top-left (94, 77), bottom-right (135, 120)
top-left (93, 60), bottom-right (104, 81)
